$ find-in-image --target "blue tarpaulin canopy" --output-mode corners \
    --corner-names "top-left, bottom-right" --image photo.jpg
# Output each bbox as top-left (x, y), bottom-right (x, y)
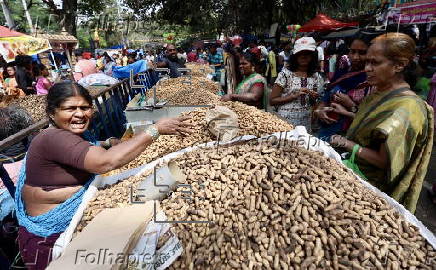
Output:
top-left (112, 60), bottom-right (148, 79)
top-left (109, 44), bottom-right (124, 49)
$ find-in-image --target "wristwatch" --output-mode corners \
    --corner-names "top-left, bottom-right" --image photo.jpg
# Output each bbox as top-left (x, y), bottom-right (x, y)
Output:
top-left (145, 124), bottom-right (160, 141)
top-left (350, 106), bottom-right (358, 113)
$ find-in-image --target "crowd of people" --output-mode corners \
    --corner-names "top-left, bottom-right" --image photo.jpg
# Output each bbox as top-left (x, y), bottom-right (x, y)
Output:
top-left (0, 55), bottom-right (52, 97)
top-left (182, 29), bottom-right (436, 213)
top-left (0, 26), bottom-right (436, 269)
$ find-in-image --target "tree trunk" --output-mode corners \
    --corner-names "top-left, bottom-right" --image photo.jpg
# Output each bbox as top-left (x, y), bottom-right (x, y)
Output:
top-left (0, 0), bottom-right (15, 29)
top-left (63, 0), bottom-right (77, 36)
top-left (21, 0), bottom-right (33, 32)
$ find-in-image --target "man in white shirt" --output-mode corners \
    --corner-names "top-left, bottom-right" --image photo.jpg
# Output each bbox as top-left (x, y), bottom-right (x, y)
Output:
top-left (278, 42), bottom-right (292, 70)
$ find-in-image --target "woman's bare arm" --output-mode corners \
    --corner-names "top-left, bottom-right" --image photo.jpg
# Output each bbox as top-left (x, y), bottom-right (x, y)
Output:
top-left (84, 117), bottom-right (192, 174)
top-left (230, 85), bottom-right (264, 103)
top-left (84, 132), bottom-right (154, 174)
top-left (332, 136), bottom-right (388, 169)
top-left (357, 143), bottom-right (388, 169)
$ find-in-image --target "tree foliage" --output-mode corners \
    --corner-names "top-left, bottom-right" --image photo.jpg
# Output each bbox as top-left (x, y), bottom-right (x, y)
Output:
top-left (0, 0), bottom-right (63, 33)
top-left (122, 0), bottom-right (384, 36)
top-left (122, 0), bottom-right (343, 34)
top-left (0, 0), bottom-right (385, 47)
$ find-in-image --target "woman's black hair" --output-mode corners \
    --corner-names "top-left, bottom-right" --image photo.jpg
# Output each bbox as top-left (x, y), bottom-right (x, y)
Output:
top-left (39, 63), bottom-right (48, 71)
top-left (32, 64), bottom-right (40, 77)
top-left (74, 49), bottom-right (83, 57)
top-left (337, 43), bottom-right (349, 56)
top-left (15, 55), bottom-right (32, 67)
top-left (2, 63), bottom-right (15, 78)
top-left (241, 51), bottom-right (260, 67)
top-left (33, 64), bottom-right (48, 77)
top-left (351, 31), bottom-right (375, 47)
top-left (288, 51), bottom-right (319, 76)
top-left (103, 52), bottom-right (112, 62)
top-left (325, 42), bottom-right (337, 56)
top-left (46, 82), bottom-right (93, 124)
top-left (404, 61), bottom-right (418, 90)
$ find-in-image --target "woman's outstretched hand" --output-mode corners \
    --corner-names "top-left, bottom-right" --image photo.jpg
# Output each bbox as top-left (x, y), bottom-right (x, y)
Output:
top-left (155, 116), bottom-right (193, 136)
top-left (221, 94), bottom-right (233, 101)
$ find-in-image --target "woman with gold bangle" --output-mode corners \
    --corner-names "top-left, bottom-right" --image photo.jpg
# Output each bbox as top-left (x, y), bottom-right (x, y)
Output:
top-left (15, 82), bottom-right (192, 269)
top-left (330, 33), bottom-right (434, 213)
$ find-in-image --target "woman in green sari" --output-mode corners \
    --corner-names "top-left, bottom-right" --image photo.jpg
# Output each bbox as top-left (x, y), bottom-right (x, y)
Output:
top-left (221, 51), bottom-right (267, 109)
top-left (331, 33), bottom-right (434, 213)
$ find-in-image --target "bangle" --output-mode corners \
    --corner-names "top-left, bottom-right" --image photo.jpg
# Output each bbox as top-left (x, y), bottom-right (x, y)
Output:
top-left (350, 106), bottom-right (358, 113)
top-left (103, 137), bottom-right (116, 148)
top-left (145, 124), bottom-right (160, 141)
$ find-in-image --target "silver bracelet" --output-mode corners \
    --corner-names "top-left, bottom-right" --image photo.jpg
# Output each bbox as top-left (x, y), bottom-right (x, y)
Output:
top-left (145, 124), bottom-right (160, 141)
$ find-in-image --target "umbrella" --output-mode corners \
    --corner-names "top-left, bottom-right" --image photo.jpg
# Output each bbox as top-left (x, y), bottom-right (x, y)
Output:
top-left (299, 14), bottom-right (358, 33)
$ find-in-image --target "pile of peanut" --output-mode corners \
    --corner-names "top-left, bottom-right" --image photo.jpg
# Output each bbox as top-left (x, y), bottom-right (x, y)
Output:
top-left (75, 171), bottom-right (153, 234)
top-left (185, 63), bottom-right (215, 77)
top-left (160, 141), bottom-right (435, 270)
top-left (108, 102), bottom-right (293, 174)
top-left (166, 87), bottom-right (220, 106)
top-left (6, 95), bottom-right (47, 122)
top-left (147, 76), bottom-right (221, 105)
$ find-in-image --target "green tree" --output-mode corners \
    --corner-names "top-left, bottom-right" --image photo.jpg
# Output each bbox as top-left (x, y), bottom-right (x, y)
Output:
top-left (122, 0), bottom-right (350, 35)
top-left (0, 0), bottom-right (62, 33)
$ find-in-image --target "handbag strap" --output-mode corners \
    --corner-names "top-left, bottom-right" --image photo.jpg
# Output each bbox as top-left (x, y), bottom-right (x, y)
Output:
top-left (348, 87), bottom-right (411, 139)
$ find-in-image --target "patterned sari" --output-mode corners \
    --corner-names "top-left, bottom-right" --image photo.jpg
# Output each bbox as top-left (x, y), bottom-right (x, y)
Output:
top-left (274, 69), bottom-right (324, 133)
top-left (235, 73), bottom-right (267, 109)
top-left (346, 88), bottom-right (434, 213)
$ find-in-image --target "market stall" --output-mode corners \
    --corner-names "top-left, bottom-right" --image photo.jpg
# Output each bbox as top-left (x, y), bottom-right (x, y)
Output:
top-left (19, 69), bottom-right (429, 269)
top-left (2, 66), bottom-right (436, 269)
top-left (34, 29), bottom-right (78, 74)
top-left (48, 103), bottom-right (436, 269)
top-left (322, 27), bottom-right (360, 39)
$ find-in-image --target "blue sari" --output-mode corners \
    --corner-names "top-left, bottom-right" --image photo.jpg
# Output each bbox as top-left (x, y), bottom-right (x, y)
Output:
top-left (318, 71), bottom-right (367, 141)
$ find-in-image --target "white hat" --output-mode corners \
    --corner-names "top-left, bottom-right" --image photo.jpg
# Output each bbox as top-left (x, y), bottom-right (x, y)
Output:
top-left (293, 37), bottom-right (316, 55)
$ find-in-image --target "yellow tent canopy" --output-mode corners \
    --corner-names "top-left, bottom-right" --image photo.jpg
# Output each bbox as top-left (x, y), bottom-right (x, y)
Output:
top-left (0, 26), bottom-right (51, 62)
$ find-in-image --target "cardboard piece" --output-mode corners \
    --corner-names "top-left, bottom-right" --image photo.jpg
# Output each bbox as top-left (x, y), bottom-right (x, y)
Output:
top-left (47, 202), bottom-right (157, 270)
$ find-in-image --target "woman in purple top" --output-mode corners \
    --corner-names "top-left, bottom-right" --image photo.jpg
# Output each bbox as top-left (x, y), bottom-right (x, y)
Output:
top-left (16, 82), bottom-right (193, 269)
